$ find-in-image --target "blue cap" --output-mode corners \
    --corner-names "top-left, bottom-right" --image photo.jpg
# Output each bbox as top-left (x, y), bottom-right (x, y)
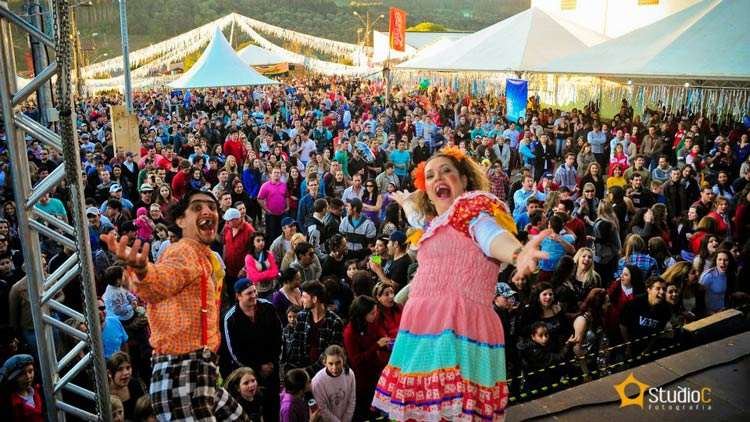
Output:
top-left (495, 282), bottom-right (517, 298)
top-left (233, 278), bottom-right (252, 294)
top-left (281, 216), bottom-right (296, 228)
top-left (0, 354), bottom-right (33, 383)
top-left (389, 230), bottom-right (407, 245)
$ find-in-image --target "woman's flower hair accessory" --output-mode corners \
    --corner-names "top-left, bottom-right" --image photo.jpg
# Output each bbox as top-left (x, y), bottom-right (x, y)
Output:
top-left (412, 161), bottom-right (427, 192)
top-left (411, 146), bottom-right (468, 192)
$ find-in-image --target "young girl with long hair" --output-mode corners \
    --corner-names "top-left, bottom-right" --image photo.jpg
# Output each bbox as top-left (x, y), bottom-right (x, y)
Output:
top-left (343, 296), bottom-right (391, 420)
top-left (569, 288), bottom-right (610, 380)
top-left (225, 367), bottom-right (262, 421)
top-left (371, 281), bottom-right (402, 342)
top-left (605, 265), bottom-right (644, 342)
top-left (245, 232), bottom-right (280, 299)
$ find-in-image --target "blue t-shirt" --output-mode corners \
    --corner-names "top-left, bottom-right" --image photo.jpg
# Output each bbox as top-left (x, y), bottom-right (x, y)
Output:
top-left (102, 316), bottom-right (128, 359)
top-left (34, 198), bottom-right (67, 220)
top-left (389, 150), bottom-right (411, 177)
top-left (699, 268), bottom-right (727, 313)
top-left (539, 233), bottom-right (576, 272)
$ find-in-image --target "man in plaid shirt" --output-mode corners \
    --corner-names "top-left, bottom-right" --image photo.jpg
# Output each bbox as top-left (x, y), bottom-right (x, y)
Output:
top-left (286, 280), bottom-right (344, 377)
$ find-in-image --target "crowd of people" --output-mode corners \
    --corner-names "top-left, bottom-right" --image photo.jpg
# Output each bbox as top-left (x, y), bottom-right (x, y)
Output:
top-left (0, 74), bottom-right (749, 421)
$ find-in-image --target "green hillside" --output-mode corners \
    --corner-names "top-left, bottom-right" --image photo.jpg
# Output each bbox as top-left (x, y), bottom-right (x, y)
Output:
top-left (10, 0), bottom-right (529, 72)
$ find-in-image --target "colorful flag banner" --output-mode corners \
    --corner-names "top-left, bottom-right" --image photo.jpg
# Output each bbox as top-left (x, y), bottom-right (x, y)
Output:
top-left (505, 79), bottom-right (528, 123)
top-left (389, 7), bottom-right (407, 52)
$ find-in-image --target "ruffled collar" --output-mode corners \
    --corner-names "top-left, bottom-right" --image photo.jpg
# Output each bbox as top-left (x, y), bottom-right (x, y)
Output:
top-left (419, 191), bottom-right (493, 245)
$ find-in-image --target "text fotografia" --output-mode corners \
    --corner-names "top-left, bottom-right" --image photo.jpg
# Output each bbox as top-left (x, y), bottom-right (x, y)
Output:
top-left (646, 386), bottom-right (712, 411)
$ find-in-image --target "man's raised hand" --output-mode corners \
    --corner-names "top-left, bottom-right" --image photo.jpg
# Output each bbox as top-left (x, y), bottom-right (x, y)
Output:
top-left (100, 233), bottom-right (150, 274)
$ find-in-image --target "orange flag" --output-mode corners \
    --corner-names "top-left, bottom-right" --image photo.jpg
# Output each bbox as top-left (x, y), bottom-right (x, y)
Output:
top-left (389, 7), bottom-right (407, 52)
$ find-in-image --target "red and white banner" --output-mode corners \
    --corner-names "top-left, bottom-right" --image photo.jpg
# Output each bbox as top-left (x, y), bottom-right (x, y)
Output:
top-left (389, 7), bottom-right (407, 52)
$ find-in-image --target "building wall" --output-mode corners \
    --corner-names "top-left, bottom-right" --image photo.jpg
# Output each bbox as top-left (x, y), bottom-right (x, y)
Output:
top-left (531, 0), bottom-right (700, 38)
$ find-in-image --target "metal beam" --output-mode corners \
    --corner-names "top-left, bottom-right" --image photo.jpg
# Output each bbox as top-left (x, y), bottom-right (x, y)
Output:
top-left (15, 112), bottom-right (63, 151)
top-left (12, 60), bottom-right (58, 106)
top-left (0, 2), bottom-right (55, 48)
top-left (0, 1), bottom-right (112, 420)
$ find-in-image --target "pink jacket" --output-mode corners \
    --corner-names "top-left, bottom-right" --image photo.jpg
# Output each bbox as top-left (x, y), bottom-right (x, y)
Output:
top-left (245, 252), bottom-right (279, 285)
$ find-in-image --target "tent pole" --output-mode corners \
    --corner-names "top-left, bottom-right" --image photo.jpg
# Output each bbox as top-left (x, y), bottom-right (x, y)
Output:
top-left (118, 0), bottom-right (132, 112)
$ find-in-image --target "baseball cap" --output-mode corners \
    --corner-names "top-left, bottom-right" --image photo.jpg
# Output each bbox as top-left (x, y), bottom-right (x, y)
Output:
top-left (542, 172), bottom-right (554, 179)
top-left (233, 278), bottom-right (252, 294)
top-left (389, 230), bottom-right (406, 245)
top-left (281, 216), bottom-right (296, 228)
top-left (109, 183), bottom-right (122, 193)
top-left (85, 207), bottom-right (100, 217)
top-left (139, 183), bottom-right (153, 192)
top-left (495, 282), bottom-right (517, 298)
top-left (223, 208), bottom-right (241, 221)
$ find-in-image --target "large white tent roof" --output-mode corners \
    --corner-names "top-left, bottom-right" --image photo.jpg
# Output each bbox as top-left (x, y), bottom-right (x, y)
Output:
top-left (397, 7), bottom-right (607, 72)
top-left (170, 27), bottom-right (278, 89)
top-left (537, 0), bottom-right (750, 81)
top-left (237, 45), bottom-right (285, 66)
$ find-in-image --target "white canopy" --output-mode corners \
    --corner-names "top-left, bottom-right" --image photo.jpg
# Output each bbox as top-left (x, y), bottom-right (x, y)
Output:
top-left (538, 0), bottom-right (750, 81)
top-left (397, 7), bottom-right (607, 72)
top-left (170, 27), bottom-right (277, 89)
top-left (237, 44), bottom-right (285, 66)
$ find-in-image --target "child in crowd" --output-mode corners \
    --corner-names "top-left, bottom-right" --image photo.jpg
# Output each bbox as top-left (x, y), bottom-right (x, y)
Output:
top-left (518, 322), bottom-right (571, 393)
top-left (281, 305), bottom-right (301, 377)
top-left (280, 368), bottom-right (321, 422)
top-left (0, 354), bottom-right (43, 421)
top-left (134, 207), bottom-right (155, 242)
top-left (133, 395), bottom-right (156, 422)
top-left (311, 345), bottom-right (356, 422)
top-left (150, 223), bottom-right (170, 261)
top-left (226, 367), bottom-right (263, 421)
top-left (101, 266), bottom-right (138, 323)
top-left (111, 395), bottom-right (125, 422)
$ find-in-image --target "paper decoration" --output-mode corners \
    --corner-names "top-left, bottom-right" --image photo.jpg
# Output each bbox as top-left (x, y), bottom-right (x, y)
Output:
top-left (82, 12), bottom-right (379, 88)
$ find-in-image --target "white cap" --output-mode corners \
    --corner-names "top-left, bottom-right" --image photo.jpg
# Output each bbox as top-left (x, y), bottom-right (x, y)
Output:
top-left (223, 208), bottom-right (241, 221)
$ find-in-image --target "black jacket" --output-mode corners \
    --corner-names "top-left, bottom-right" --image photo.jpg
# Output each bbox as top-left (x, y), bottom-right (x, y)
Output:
top-left (219, 299), bottom-right (282, 377)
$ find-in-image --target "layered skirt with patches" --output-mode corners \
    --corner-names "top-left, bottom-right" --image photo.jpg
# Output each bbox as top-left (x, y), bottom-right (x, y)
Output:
top-left (372, 221), bottom-right (509, 421)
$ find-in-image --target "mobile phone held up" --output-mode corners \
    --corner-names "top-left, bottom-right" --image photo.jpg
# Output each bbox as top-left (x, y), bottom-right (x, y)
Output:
top-left (308, 398), bottom-right (319, 413)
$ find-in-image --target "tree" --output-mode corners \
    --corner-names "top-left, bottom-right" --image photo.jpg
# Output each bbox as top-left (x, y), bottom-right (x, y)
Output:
top-left (406, 21), bottom-right (448, 32)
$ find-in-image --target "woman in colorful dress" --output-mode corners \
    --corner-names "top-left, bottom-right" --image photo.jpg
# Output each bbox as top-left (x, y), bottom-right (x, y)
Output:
top-left (372, 147), bottom-right (548, 421)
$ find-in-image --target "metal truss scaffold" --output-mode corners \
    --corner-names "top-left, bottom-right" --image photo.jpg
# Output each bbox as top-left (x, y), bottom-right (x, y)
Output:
top-left (0, 0), bottom-right (111, 420)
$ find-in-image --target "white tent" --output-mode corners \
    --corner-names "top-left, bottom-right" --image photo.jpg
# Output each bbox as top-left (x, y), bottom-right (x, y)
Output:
top-left (237, 45), bottom-right (285, 66)
top-left (397, 7), bottom-right (607, 72)
top-left (371, 31), bottom-right (466, 63)
top-left (538, 0), bottom-right (750, 81)
top-left (170, 27), bottom-right (278, 89)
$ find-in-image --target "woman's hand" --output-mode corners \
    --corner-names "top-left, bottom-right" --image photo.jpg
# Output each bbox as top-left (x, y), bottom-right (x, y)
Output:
top-left (512, 229), bottom-right (550, 284)
top-left (391, 190), bottom-right (413, 208)
top-left (101, 233), bottom-right (150, 275)
top-left (377, 337), bottom-right (390, 348)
